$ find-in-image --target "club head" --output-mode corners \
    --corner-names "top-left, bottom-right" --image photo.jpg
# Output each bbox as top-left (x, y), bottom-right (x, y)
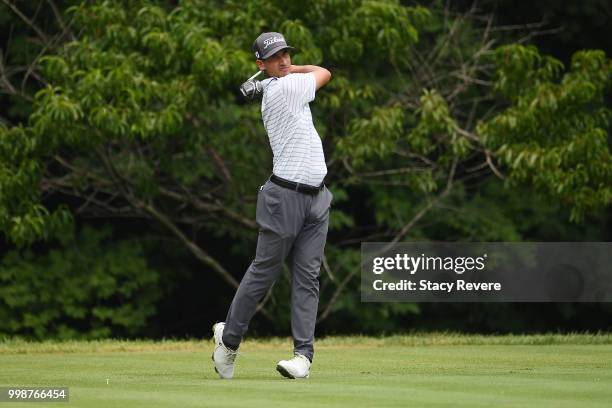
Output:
top-left (239, 71), bottom-right (263, 101)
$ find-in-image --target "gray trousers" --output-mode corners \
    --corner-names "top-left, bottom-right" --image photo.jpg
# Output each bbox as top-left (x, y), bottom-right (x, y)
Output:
top-left (223, 178), bottom-right (332, 362)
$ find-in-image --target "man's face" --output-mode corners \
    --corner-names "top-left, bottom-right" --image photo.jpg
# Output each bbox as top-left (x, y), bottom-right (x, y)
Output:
top-left (256, 49), bottom-right (291, 78)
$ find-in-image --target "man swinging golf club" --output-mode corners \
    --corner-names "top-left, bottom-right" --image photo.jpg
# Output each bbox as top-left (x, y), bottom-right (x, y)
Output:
top-left (212, 32), bottom-right (333, 379)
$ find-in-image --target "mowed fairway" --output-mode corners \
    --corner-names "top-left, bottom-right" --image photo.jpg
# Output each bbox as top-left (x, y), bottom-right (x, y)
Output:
top-left (1, 334), bottom-right (611, 407)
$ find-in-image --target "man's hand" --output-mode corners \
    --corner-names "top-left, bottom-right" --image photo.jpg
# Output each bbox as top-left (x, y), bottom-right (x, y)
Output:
top-left (289, 65), bottom-right (332, 90)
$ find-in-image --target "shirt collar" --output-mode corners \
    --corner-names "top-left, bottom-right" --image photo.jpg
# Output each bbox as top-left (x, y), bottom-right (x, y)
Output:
top-left (261, 77), bottom-right (277, 89)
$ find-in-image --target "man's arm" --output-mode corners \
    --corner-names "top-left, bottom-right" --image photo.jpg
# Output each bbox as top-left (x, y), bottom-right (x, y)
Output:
top-left (289, 65), bottom-right (332, 90)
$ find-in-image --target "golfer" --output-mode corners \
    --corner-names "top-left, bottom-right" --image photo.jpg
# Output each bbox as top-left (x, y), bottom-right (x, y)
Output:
top-left (212, 32), bottom-right (333, 379)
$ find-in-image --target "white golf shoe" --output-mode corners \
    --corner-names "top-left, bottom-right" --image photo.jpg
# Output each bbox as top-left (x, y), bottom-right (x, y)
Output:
top-left (276, 354), bottom-right (311, 379)
top-left (211, 322), bottom-right (238, 379)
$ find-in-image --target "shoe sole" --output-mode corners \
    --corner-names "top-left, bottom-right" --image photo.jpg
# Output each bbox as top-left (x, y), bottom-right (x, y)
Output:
top-left (212, 353), bottom-right (219, 374)
top-left (211, 323), bottom-right (217, 375)
top-left (211, 324), bottom-right (221, 376)
top-left (276, 364), bottom-right (309, 379)
top-left (276, 364), bottom-right (295, 379)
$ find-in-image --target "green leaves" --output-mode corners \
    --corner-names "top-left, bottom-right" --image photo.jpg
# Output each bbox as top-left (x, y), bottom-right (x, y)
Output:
top-left (350, 0), bottom-right (424, 53)
top-left (0, 225), bottom-right (161, 339)
top-left (492, 44), bottom-right (564, 101)
top-left (280, 20), bottom-right (322, 65)
top-left (410, 89), bottom-right (470, 158)
top-left (337, 105), bottom-right (405, 165)
top-left (0, 143), bottom-right (69, 246)
top-left (481, 46), bottom-right (612, 221)
top-left (38, 56), bottom-right (70, 82)
top-left (45, 92), bottom-right (84, 123)
top-left (569, 50), bottom-right (610, 89)
top-left (320, 1), bottom-right (429, 65)
top-left (142, 29), bottom-right (177, 65)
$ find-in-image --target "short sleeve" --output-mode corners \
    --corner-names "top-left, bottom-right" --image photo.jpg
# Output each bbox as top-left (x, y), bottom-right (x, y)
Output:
top-left (280, 73), bottom-right (316, 112)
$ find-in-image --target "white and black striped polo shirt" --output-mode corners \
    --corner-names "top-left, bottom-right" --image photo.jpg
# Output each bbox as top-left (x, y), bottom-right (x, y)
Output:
top-left (260, 73), bottom-right (327, 187)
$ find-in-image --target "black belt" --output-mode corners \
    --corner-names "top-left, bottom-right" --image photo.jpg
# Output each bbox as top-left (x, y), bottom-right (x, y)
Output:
top-left (270, 174), bottom-right (324, 195)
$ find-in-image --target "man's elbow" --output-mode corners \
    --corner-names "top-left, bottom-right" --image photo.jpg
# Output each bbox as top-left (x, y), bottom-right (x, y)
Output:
top-left (315, 68), bottom-right (332, 90)
top-left (323, 68), bottom-right (332, 84)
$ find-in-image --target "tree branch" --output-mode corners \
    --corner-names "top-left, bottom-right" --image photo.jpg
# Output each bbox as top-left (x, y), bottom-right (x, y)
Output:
top-left (1, 0), bottom-right (50, 43)
top-left (45, 0), bottom-right (75, 41)
top-left (0, 50), bottom-right (34, 102)
top-left (158, 186), bottom-right (257, 230)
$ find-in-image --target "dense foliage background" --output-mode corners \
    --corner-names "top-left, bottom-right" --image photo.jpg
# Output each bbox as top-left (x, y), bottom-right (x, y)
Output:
top-left (0, 0), bottom-right (610, 339)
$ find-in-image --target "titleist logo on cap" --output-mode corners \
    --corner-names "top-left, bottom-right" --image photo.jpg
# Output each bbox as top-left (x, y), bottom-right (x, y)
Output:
top-left (263, 36), bottom-right (284, 49)
top-left (253, 32), bottom-right (295, 60)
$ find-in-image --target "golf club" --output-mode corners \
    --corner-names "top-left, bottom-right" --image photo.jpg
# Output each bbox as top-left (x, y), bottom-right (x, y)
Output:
top-left (239, 70), bottom-right (263, 100)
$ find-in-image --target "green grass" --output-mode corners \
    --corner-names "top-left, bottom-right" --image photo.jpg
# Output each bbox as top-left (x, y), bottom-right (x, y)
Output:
top-left (1, 334), bottom-right (611, 407)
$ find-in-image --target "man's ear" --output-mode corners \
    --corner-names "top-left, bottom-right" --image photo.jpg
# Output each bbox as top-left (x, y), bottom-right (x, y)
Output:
top-left (255, 60), bottom-right (265, 71)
